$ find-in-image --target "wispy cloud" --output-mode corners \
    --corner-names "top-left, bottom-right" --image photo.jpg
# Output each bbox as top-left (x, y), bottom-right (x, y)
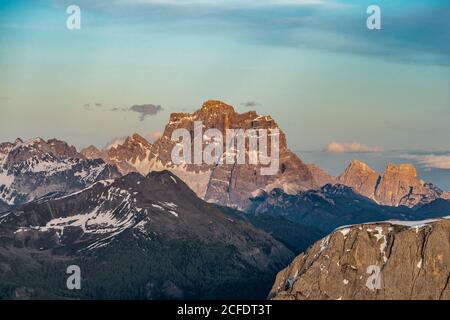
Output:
top-left (241, 101), bottom-right (262, 108)
top-left (104, 0), bottom-right (327, 8)
top-left (83, 102), bottom-right (105, 110)
top-left (403, 153), bottom-right (450, 170)
top-left (104, 136), bottom-right (127, 150)
top-left (325, 141), bottom-right (382, 153)
top-left (63, 0), bottom-right (449, 66)
top-left (83, 102), bottom-right (163, 121)
top-left (146, 130), bottom-right (163, 142)
top-left (129, 104), bottom-right (163, 121)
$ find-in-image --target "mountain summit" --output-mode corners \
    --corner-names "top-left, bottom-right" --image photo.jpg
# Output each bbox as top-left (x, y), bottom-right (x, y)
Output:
top-left (81, 134), bottom-right (152, 175)
top-left (84, 100), bottom-right (317, 210)
top-left (338, 160), bottom-right (443, 207)
top-left (0, 138), bottom-right (119, 210)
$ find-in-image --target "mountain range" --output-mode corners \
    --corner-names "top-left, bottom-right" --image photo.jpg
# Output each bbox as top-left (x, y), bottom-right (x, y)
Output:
top-left (78, 101), bottom-right (449, 211)
top-left (82, 100), bottom-right (317, 210)
top-left (1, 99), bottom-right (450, 299)
top-left (0, 170), bottom-right (293, 299)
top-left (0, 138), bottom-right (120, 212)
top-left (248, 183), bottom-right (450, 234)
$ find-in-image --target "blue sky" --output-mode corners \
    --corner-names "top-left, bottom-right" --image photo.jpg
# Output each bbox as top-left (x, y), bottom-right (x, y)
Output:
top-left (0, 0), bottom-right (449, 187)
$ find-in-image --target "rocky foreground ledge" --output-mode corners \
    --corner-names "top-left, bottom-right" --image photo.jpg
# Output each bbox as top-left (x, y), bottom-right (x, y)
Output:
top-left (269, 217), bottom-right (450, 300)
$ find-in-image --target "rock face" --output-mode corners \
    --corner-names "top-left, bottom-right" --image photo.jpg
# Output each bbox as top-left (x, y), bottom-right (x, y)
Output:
top-left (83, 100), bottom-right (317, 210)
top-left (152, 100), bottom-right (317, 209)
top-left (443, 192), bottom-right (450, 200)
top-left (106, 134), bottom-right (152, 174)
top-left (338, 160), bottom-right (380, 199)
top-left (307, 164), bottom-right (336, 187)
top-left (80, 145), bottom-right (106, 161)
top-left (196, 101), bottom-right (316, 209)
top-left (338, 160), bottom-right (442, 207)
top-left (0, 170), bottom-right (293, 299)
top-left (269, 217), bottom-right (450, 300)
top-left (82, 134), bottom-right (152, 175)
top-left (0, 138), bottom-right (120, 208)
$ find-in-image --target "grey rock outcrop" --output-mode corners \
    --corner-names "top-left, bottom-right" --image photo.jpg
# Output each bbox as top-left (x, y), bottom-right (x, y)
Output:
top-left (269, 217), bottom-right (450, 300)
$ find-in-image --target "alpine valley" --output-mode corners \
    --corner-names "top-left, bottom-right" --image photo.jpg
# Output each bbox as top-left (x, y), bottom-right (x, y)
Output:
top-left (1, 100), bottom-right (450, 300)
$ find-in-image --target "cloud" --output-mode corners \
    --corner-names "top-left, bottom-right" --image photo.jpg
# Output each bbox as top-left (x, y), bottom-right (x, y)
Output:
top-left (55, 0), bottom-right (450, 66)
top-left (83, 102), bottom-right (105, 110)
top-left (325, 142), bottom-right (383, 153)
top-left (103, 137), bottom-right (127, 150)
top-left (105, 0), bottom-right (326, 8)
top-left (146, 130), bottom-right (163, 142)
top-left (405, 154), bottom-right (450, 170)
top-left (85, 102), bottom-right (163, 121)
top-left (129, 104), bottom-right (163, 121)
top-left (241, 101), bottom-right (262, 108)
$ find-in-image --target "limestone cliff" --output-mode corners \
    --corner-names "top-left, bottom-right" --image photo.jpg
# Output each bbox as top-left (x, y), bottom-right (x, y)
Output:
top-left (269, 217), bottom-right (450, 300)
top-left (338, 160), bottom-right (442, 207)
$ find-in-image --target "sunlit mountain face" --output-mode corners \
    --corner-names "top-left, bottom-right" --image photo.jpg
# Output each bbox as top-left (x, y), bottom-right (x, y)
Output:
top-left (0, 0), bottom-right (450, 301)
top-left (299, 151), bottom-right (450, 191)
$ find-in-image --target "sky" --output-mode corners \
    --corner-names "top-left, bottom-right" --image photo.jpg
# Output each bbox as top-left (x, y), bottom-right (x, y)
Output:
top-left (0, 0), bottom-right (449, 187)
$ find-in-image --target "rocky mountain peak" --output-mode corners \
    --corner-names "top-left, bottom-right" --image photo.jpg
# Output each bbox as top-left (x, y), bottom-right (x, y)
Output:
top-left (347, 160), bottom-right (376, 174)
top-left (200, 100), bottom-right (235, 114)
top-left (46, 100), bottom-right (328, 211)
top-left (0, 137), bottom-right (120, 208)
top-left (46, 138), bottom-right (84, 159)
top-left (163, 100), bottom-right (278, 138)
top-left (338, 160), bottom-right (442, 208)
top-left (144, 100), bottom-right (317, 209)
top-left (82, 134), bottom-right (153, 175)
top-left (13, 137), bottom-right (45, 150)
top-left (0, 142), bottom-right (14, 155)
top-left (384, 163), bottom-right (417, 178)
top-left (80, 145), bottom-right (105, 161)
top-left (375, 162), bottom-right (441, 207)
top-left (104, 134), bottom-right (152, 175)
top-left (338, 160), bottom-right (380, 200)
top-left (81, 144), bottom-right (101, 154)
top-left (168, 112), bottom-right (191, 124)
top-left (4, 137), bottom-right (84, 169)
top-left (125, 133), bottom-right (152, 148)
